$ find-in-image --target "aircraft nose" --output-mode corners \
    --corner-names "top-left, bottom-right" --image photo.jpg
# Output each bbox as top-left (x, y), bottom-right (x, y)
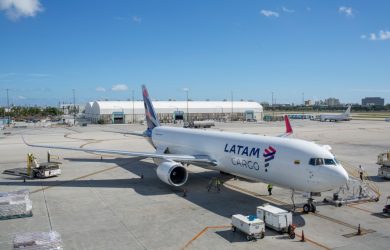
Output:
top-left (334, 164), bottom-right (349, 187)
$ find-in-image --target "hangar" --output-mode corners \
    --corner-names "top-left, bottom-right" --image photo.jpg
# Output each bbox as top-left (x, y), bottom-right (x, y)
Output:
top-left (85, 101), bottom-right (263, 124)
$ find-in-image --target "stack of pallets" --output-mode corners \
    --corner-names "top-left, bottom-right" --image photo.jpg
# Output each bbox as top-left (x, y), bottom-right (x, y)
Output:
top-left (0, 190), bottom-right (32, 220)
top-left (13, 231), bottom-right (63, 250)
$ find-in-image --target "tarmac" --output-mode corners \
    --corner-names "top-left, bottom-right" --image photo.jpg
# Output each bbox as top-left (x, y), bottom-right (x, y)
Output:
top-left (0, 119), bottom-right (390, 249)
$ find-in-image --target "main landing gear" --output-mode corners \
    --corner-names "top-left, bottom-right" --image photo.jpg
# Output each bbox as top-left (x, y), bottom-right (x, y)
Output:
top-left (303, 198), bottom-right (316, 213)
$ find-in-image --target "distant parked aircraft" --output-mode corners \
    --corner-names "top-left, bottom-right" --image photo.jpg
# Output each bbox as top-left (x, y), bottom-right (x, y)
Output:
top-left (319, 105), bottom-right (351, 122)
top-left (23, 85), bottom-right (349, 213)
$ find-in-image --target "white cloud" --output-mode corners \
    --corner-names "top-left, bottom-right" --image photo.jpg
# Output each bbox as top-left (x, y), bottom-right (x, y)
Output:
top-left (30, 73), bottom-right (50, 77)
top-left (0, 72), bottom-right (15, 78)
top-left (132, 16), bottom-right (141, 23)
top-left (114, 16), bottom-right (127, 21)
top-left (17, 95), bottom-right (25, 99)
top-left (112, 84), bottom-right (128, 92)
top-left (282, 6), bottom-right (294, 13)
top-left (260, 10), bottom-right (279, 18)
top-left (377, 30), bottom-right (390, 40)
top-left (361, 30), bottom-right (390, 41)
top-left (0, 0), bottom-right (43, 21)
top-left (96, 87), bottom-right (106, 92)
top-left (339, 6), bottom-right (354, 17)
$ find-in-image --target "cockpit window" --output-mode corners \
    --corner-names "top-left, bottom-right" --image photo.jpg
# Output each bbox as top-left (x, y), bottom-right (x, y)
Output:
top-left (309, 158), bottom-right (338, 166)
top-left (324, 159), bottom-right (336, 165)
top-left (316, 158), bottom-right (324, 165)
top-left (309, 158), bottom-right (323, 165)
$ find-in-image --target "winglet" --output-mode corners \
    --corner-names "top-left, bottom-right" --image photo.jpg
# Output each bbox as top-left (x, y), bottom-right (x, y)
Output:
top-left (284, 115), bottom-right (293, 135)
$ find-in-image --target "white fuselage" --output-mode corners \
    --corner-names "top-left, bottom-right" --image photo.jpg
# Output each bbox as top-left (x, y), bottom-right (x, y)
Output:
top-left (151, 126), bottom-right (348, 193)
top-left (320, 114), bottom-right (350, 122)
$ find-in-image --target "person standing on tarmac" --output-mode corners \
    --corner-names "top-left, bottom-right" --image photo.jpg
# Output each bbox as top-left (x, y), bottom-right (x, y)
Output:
top-left (207, 177), bottom-right (222, 192)
top-left (359, 165), bottom-right (364, 181)
top-left (267, 184), bottom-right (273, 195)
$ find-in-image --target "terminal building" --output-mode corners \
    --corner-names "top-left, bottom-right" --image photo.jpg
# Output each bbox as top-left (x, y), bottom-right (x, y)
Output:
top-left (85, 101), bottom-right (263, 124)
top-left (362, 97), bottom-right (385, 106)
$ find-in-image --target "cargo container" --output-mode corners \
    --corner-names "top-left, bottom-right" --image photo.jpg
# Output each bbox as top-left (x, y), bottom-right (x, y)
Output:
top-left (231, 214), bottom-right (265, 241)
top-left (256, 204), bottom-right (295, 239)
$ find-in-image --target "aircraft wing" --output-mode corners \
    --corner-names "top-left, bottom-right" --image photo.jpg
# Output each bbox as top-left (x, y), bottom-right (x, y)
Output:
top-left (103, 130), bottom-right (145, 137)
top-left (22, 136), bottom-right (217, 166)
top-left (278, 115), bottom-right (293, 137)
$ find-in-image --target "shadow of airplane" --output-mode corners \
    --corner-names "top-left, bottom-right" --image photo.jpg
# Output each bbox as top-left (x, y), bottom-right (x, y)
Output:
top-left (0, 155), bottom-right (306, 228)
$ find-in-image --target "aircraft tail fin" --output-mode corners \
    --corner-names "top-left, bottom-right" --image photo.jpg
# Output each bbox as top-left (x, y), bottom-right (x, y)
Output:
top-left (285, 115), bottom-right (293, 135)
top-left (279, 115), bottom-right (293, 137)
top-left (344, 105), bottom-right (351, 115)
top-left (142, 85), bottom-right (160, 136)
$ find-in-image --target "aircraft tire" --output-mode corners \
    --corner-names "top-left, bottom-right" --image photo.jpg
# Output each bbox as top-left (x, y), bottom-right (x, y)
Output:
top-left (303, 204), bottom-right (310, 213)
top-left (260, 232), bottom-right (265, 239)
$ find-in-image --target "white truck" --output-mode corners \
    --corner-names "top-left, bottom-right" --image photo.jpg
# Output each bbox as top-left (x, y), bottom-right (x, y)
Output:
top-left (256, 204), bottom-right (295, 239)
top-left (231, 214), bottom-right (265, 241)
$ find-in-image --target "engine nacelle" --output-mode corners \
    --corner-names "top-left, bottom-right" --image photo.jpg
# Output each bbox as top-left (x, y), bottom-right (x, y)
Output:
top-left (156, 161), bottom-right (188, 187)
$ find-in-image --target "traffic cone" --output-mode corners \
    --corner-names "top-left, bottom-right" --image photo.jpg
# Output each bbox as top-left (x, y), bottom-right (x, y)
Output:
top-left (301, 230), bottom-right (305, 242)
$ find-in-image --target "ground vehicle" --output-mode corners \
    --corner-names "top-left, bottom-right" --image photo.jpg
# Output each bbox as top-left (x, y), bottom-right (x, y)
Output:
top-left (2, 153), bottom-right (61, 179)
top-left (256, 204), bottom-right (295, 239)
top-left (377, 151), bottom-right (390, 179)
top-left (231, 214), bottom-right (265, 241)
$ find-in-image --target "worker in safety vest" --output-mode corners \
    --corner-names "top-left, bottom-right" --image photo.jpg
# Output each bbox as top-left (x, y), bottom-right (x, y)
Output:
top-left (267, 184), bottom-right (273, 195)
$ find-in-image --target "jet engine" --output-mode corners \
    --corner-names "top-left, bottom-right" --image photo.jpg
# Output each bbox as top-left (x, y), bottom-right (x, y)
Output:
top-left (156, 161), bottom-right (188, 187)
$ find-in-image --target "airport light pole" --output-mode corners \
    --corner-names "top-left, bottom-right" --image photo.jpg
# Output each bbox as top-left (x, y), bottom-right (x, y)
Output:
top-left (132, 90), bottom-right (135, 124)
top-left (184, 88), bottom-right (189, 122)
top-left (6, 88), bottom-right (10, 126)
top-left (231, 91), bottom-right (233, 122)
top-left (271, 91), bottom-right (274, 120)
top-left (72, 89), bottom-right (76, 126)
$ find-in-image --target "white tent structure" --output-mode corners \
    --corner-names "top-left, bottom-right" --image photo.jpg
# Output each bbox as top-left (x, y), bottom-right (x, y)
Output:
top-left (86, 101), bottom-right (263, 124)
top-left (84, 102), bottom-right (94, 118)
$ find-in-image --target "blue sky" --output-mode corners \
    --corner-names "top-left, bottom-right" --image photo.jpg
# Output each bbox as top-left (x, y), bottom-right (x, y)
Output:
top-left (0, 0), bottom-right (389, 106)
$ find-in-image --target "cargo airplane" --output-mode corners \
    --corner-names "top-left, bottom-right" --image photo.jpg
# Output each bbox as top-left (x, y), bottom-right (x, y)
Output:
top-left (23, 86), bottom-right (349, 213)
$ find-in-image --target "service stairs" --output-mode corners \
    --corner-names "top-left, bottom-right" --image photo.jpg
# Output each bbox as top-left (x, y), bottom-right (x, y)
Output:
top-left (327, 176), bottom-right (379, 206)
